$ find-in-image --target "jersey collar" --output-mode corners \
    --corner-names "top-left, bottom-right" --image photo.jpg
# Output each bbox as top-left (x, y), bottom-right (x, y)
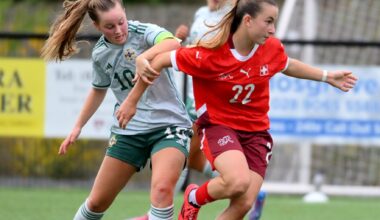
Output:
top-left (227, 35), bottom-right (259, 62)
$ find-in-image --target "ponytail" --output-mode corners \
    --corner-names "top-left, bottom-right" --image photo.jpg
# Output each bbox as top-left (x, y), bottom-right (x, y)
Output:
top-left (197, 0), bottom-right (277, 49)
top-left (41, 0), bottom-right (122, 61)
top-left (197, 2), bottom-right (238, 49)
top-left (41, 0), bottom-right (91, 61)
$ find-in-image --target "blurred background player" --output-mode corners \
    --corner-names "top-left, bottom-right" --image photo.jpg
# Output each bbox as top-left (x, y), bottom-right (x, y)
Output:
top-left (41, 0), bottom-right (192, 219)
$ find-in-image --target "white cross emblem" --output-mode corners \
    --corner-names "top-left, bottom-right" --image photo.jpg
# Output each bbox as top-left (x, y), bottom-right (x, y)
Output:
top-left (260, 64), bottom-right (269, 76)
top-left (260, 65), bottom-right (269, 76)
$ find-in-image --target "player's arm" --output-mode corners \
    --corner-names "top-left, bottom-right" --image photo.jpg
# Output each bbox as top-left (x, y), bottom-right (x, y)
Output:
top-left (283, 58), bottom-right (357, 92)
top-left (117, 35), bottom-right (178, 129)
top-left (133, 33), bottom-right (181, 83)
top-left (117, 51), bottom-right (173, 129)
top-left (59, 88), bottom-right (107, 155)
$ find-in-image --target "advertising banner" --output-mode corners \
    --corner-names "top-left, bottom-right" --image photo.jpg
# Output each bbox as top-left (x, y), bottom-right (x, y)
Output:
top-left (269, 65), bottom-right (380, 144)
top-left (0, 58), bottom-right (45, 137)
top-left (45, 60), bottom-right (116, 139)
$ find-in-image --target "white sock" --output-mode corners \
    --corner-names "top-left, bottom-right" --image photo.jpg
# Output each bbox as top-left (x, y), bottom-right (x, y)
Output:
top-left (174, 168), bottom-right (188, 193)
top-left (73, 199), bottom-right (104, 220)
top-left (188, 189), bottom-right (200, 207)
top-left (202, 162), bottom-right (219, 178)
top-left (148, 204), bottom-right (174, 220)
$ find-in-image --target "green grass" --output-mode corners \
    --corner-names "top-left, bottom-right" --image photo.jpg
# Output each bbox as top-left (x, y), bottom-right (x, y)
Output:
top-left (1, 187), bottom-right (380, 220)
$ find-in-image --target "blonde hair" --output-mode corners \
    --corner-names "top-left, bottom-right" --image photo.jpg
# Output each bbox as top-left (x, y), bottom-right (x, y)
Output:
top-left (198, 0), bottom-right (277, 49)
top-left (41, 0), bottom-right (122, 61)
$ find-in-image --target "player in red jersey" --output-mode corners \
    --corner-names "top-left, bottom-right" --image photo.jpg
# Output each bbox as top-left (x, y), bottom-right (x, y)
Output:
top-left (117, 0), bottom-right (357, 219)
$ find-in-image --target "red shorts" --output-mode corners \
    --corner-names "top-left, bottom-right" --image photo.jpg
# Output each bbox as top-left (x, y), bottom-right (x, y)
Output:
top-left (198, 124), bottom-right (274, 178)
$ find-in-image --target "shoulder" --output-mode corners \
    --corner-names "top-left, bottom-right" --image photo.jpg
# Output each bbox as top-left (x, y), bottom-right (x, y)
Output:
top-left (262, 37), bottom-right (284, 50)
top-left (128, 20), bottom-right (150, 35)
top-left (92, 36), bottom-right (109, 61)
top-left (194, 6), bottom-right (210, 19)
top-left (128, 20), bottom-right (164, 35)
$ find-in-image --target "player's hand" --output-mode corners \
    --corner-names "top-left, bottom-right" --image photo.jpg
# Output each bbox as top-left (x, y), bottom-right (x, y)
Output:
top-left (58, 127), bottom-right (81, 155)
top-left (326, 70), bottom-right (357, 92)
top-left (116, 101), bottom-right (137, 129)
top-left (134, 57), bottom-right (159, 84)
top-left (175, 24), bottom-right (189, 42)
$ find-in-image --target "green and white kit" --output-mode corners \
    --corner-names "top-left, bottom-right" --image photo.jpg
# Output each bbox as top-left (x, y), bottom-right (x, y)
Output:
top-left (92, 20), bottom-right (192, 135)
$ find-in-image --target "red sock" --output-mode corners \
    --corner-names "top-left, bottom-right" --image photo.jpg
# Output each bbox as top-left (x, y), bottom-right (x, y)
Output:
top-left (195, 180), bottom-right (215, 206)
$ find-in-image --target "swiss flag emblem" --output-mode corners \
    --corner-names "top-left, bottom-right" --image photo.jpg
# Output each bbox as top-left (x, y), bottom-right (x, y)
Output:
top-left (260, 65), bottom-right (269, 76)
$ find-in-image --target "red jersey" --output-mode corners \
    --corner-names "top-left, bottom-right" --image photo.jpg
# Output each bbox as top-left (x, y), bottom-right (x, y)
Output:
top-left (171, 37), bottom-right (289, 132)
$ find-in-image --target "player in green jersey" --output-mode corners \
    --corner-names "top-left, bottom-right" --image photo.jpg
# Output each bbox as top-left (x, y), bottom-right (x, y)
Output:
top-left (41, 0), bottom-right (192, 219)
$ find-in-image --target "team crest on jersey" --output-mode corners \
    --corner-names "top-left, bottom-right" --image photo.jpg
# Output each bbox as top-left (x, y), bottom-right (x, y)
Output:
top-left (124, 48), bottom-right (137, 61)
top-left (260, 65), bottom-right (269, 76)
top-left (108, 135), bottom-right (117, 147)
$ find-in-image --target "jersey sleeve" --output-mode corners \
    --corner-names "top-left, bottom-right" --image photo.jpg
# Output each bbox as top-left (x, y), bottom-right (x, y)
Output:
top-left (267, 37), bottom-right (289, 74)
top-left (171, 46), bottom-right (213, 79)
top-left (142, 22), bottom-right (175, 46)
top-left (91, 58), bottom-right (111, 89)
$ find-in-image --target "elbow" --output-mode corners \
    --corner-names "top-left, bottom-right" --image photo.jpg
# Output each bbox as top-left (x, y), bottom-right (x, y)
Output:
top-left (170, 38), bottom-right (181, 50)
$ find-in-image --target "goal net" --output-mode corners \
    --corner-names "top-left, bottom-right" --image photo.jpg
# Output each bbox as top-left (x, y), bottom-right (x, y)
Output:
top-left (263, 0), bottom-right (380, 197)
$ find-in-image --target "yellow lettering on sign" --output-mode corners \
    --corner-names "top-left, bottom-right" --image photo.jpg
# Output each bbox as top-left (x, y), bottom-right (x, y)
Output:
top-left (0, 58), bottom-right (45, 137)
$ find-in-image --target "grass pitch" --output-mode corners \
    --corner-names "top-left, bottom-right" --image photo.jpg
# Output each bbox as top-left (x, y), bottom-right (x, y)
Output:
top-left (1, 187), bottom-right (379, 220)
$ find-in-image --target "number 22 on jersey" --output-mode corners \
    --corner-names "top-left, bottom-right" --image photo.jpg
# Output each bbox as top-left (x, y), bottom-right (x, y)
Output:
top-left (229, 83), bottom-right (255, 105)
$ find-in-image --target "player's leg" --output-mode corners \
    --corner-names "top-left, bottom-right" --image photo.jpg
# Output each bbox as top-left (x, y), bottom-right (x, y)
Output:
top-left (149, 126), bottom-right (190, 219)
top-left (179, 150), bottom-right (251, 220)
top-left (74, 156), bottom-right (136, 220)
top-left (179, 125), bottom-right (252, 219)
top-left (249, 190), bottom-right (267, 220)
top-left (188, 124), bottom-right (219, 178)
top-left (242, 130), bottom-right (273, 220)
top-left (75, 133), bottom-right (149, 220)
top-left (215, 171), bottom-right (263, 220)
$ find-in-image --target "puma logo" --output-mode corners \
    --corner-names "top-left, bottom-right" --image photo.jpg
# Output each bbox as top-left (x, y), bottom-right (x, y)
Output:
top-left (240, 68), bottom-right (251, 78)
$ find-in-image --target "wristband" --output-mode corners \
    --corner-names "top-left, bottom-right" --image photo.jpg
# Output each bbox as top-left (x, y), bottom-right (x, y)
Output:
top-left (321, 70), bottom-right (328, 82)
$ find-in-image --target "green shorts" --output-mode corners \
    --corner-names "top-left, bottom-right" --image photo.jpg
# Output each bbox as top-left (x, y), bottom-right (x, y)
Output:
top-left (106, 126), bottom-right (192, 171)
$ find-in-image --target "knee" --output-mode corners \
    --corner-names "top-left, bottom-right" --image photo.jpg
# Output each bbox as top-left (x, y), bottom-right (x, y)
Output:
top-left (151, 181), bottom-right (174, 203)
top-left (224, 176), bottom-right (251, 197)
top-left (86, 198), bottom-right (107, 213)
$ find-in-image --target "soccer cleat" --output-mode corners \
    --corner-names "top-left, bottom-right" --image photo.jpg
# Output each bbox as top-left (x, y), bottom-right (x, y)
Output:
top-left (125, 214), bottom-right (148, 220)
top-left (178, 184), bottom-right (200, 220)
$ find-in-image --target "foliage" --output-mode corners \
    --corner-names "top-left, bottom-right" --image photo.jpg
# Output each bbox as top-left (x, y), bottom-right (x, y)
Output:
top-left (0, 138), bottom-right (106, 179)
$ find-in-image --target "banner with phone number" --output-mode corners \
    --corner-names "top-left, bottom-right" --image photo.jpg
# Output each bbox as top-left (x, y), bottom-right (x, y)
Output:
top-left (269, 65), bottom-right (380, 144)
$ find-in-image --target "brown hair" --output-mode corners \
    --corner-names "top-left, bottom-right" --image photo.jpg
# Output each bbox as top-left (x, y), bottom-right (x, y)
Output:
top-left (41, 0), bottom-right (122, 61)
top-left (198, 0), bottom-right (277, 49)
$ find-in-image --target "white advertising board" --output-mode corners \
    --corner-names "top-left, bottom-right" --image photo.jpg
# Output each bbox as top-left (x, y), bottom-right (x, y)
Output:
top-left (45, 60), bottom-right (116, 139)
top-left (44, 61), bottom-right (380, 144)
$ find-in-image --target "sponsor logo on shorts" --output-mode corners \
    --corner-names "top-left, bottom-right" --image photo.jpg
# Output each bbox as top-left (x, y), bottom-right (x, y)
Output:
top-left (108, 135), bottom-right (117, 147)
top-left (176, 139), bottom-right (185, 146)
top-left (217, 135), bottom-right (234, 146)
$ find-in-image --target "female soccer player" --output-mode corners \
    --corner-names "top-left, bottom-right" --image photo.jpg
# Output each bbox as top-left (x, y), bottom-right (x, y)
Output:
top-left (175, 0), bottom-right (236, 179)
top-left (41, 0), bottom-right (192, 219)
top-left (117, 0), bottom-right (357, 219)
